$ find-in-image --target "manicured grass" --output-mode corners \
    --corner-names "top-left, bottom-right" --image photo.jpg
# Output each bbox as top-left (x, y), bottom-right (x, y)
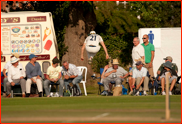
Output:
top-left (1, 95), bottom-right (181, 123)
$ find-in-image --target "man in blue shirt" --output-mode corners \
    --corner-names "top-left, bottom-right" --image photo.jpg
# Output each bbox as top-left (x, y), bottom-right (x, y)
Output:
top-left (25, 54), bottom-right (43, 97)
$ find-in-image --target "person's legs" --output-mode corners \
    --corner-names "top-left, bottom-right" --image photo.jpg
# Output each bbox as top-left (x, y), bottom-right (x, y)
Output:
top-left (19, 79), bottom-right (26, 95)
top-left (72, 75), bottom-right (83, 93)
top-left (33, 77), bottom-right (43, 93)
top-left (169, 76), bottom-right (177, 92)
top-left (143, 76), bottom-right (149, 91)
top-left (64, 79), bottom-right (72, 90)
top-left (43, 79), bottom-right (51, 97)
top-left (58, 79), bottom-right (64, 97)
top-left (6, 82), bottom-right (11, 95)
top-left (136, 77), bottom-right (142, 91)
top-left (3, 77), bottom-right (8, 92)
top-left (146, 64), bottom-right (154, 85)
top-left (103, 77), bottom-right (112, 91)
top-left (114, 77), bottom-right (122, 86)
top-left (161, 77), bottom-right (165, 92)
top-left (26, 79), bottom-right (32, 94)
top-left (128, 76), bottom-right (133, 91)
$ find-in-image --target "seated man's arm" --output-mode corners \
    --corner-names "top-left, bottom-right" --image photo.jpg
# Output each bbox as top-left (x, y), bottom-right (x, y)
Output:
top-left (101, 65), bottom-right (109, 79)
top-left (104, 70), bottom-right (116, 77)
top-left (136, 77), bottom-right (145, 90)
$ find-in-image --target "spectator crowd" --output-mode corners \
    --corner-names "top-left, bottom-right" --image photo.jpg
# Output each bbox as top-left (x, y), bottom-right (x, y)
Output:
top-left (1, 32), bottom-right (180, 98)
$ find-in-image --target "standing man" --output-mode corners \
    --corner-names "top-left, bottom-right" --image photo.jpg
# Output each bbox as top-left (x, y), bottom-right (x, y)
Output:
top-left (26, 54), bottom-right (43, 97)
top-left (62, 61), bottom-right (83, 96)
top-left (44, 57), bottom-right (64, 97)
top-left (6, 57), bottom-right (26, 98)
top-left (81, 31), bottom-right (109, 64)
top-left (128, 37), bottom-right (145, 95)
top-left (101, 59), bottom-right (129, 96)
top-left (141, 34), bottom-right (155, 86)
top-left (132, 61), bottom-right (149, 96)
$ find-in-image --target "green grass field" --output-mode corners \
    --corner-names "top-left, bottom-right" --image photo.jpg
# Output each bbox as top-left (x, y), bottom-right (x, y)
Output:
top-left (1, 94), bottom-right (181, 123)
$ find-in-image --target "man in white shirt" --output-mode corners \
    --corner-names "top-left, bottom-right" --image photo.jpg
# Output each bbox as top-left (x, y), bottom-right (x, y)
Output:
top-left (132, 61), bottom-right (149, 96)
top-left (128, 37), bottom-right (145, 95)
top-left (2, 53), bottom-right (22, 95)
top-left (62, 61), bottom-right (83, 96)
top-left (6, 57), bottom-right (26, 98)
top-left (81, 31), bottom-right (109, 64)
top-left (44, 57), bottom-right (64, 97)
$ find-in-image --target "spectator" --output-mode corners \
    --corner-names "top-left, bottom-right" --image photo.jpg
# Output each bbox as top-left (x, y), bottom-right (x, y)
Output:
top-left (44, 57), bottom-right (64, 97)
top-left (25, 54), bottom-right (43, 97)
top-left (157, 56), bottom-right (178, 76)
top-left (2, 53), bottom-right (22, 96)
top-left (6, 57), bottom-right (26, 98)
top-left (159, 61), bottom-right (178, 95)
top-left (101, 59), bottom-right (129, 96)
top-left (100, 59), bottom-right (113, 92)
top-left (141, 34), bottom-right (155, 92)
top-left (132, 61), bottom-right (149, 96)
top-left (62, 61), bottom-right (83, 96)
top-left (81, 31), bottom-right (109, 64)
top-left (128, 37), bottom-right (145, 95)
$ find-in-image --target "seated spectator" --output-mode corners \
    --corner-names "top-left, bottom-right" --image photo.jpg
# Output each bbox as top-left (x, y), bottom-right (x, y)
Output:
top-left (101, 59), bottom-right (129, 96)
top-left (26, 54), bottom-right (43, 97)
top-left (159, 61), bottom-right (178, 95)
top-left (62, 61), bottom-right (83, 96)
top-left (6, 57), bottom-right (26, 98)
top-left (2, 53), bottom-right (21, 96)
top-left (132, 61), bottom-right (149, 96)
top-left (128, 58), bottom-right (146, 95)
top-left (100, 59), bottom-right (113, 92)
top-left (157, 56), bottom-right (178, 79)
top-left (44, 57), bottom-right (64, 97)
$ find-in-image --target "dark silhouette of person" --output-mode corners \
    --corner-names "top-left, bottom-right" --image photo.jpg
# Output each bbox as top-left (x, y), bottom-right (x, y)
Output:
top-left (148, 30), bottom-right (154, 44)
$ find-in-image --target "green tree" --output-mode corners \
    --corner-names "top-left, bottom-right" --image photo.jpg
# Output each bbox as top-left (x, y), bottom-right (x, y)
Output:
top-left (128, 1), bottom-right (181, 27)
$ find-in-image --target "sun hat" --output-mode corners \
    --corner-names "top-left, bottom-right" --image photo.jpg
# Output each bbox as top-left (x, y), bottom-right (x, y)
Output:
top-left (163, 61), bottom-right (172, 69)
top-left (112, 59), bottom-right (119, 65)
top-left (11, 53), bottom-right (20, 58)
top-left (11, 56), bottom-right (20, 64)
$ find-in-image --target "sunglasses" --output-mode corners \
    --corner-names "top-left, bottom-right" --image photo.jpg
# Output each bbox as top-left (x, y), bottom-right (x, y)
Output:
top-left (142, 38), bottom-right (147, 39)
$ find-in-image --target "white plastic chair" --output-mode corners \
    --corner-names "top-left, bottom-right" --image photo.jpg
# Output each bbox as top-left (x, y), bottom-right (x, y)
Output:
top-left (77, 66), bottom-right (87, 96)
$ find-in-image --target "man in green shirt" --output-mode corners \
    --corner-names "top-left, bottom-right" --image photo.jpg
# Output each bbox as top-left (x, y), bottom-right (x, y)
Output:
top-left (141, 34), bottom-right (155, 85)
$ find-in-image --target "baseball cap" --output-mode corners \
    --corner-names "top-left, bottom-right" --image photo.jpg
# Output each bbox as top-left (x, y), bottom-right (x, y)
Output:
top-left (135, 61), bottom-right (142, 66)
top-left (29, 54), bottom-right (38, 60)
top-left (163, 56), bottom-right (173, 61)
top-left (52, 57), bottom-right (61, 64)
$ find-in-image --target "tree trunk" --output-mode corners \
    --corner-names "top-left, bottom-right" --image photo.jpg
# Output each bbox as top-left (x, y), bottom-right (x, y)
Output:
top-left (62, 2), bottom-right (97, 77)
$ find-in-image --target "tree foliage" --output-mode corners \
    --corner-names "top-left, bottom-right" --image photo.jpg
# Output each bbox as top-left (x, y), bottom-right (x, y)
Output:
top-left (128, 1), bottom-right (181, 27)
top-left (94, 1), bottom-right (143, 34)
